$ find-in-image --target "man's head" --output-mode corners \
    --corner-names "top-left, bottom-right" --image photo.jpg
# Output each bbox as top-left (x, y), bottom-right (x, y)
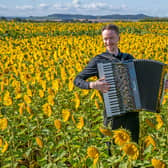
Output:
top-left (101, 24), bottom-right (120, 53)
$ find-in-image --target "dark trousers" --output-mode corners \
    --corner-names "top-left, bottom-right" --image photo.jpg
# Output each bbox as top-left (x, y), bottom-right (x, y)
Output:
top-left (104, 111), bottom-right (139, 156)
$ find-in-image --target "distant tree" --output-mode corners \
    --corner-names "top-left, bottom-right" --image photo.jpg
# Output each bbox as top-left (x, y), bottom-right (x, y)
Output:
top-left (0, 16), bottom-right (7, 21)
top-left (13, 17), bottom-right (23, 22)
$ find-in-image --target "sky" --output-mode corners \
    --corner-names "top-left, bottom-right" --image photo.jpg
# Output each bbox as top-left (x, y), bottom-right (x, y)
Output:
top-left (0, 0), bottom-right (168, 17)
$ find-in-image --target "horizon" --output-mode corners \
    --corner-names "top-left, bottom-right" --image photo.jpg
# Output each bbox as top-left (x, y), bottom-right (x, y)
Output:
top-left (0, 13), bottom-right (163, 18)
top-left (0, 0), bottom-right (168, 18)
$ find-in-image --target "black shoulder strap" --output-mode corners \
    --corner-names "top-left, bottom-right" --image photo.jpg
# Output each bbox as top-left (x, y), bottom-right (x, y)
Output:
top-left (121, 53), bottom-right (127, 61)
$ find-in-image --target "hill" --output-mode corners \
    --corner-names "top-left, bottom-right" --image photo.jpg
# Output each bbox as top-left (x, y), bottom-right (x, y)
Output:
top-left (47, 13), bottom-right (151, 20)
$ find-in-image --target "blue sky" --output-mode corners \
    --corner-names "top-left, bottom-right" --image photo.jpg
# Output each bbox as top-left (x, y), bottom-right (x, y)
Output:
top-left (0, 0), bottom-right (168, 17)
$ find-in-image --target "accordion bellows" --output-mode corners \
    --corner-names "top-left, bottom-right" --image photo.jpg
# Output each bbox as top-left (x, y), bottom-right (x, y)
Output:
top-left (97, 59), bottom-right (168, 118)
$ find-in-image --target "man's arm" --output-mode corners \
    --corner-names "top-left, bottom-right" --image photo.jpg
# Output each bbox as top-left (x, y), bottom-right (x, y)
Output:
top-left (74, 57), bottom-right (98, 89)
top-left (74, 56), bottom-right (110, 92)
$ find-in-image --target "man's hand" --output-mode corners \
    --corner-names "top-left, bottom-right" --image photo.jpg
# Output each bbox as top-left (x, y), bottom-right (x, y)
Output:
top-left (89, 77), bottom-right (110, 93)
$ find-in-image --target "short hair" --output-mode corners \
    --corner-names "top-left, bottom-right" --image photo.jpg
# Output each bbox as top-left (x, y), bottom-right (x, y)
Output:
top-left (101, 24), bottom-right (120, 35)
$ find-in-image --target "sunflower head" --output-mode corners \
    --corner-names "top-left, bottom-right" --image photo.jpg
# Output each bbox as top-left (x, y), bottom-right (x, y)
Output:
top-left (87, 146), bottom-right (99, 159)
top-left (54, 119), bottom-right (61, 130)
top-left (144, 135), bottom-right (156, 150)
top-left (151, 158), bottom-right (166, 168)
top-left (62, 109), bottom-right (71, 122)
top-left (113, 129), bottom-right (131, 146)
top-left (99, 127), bottom-right (112, 136)
top-left (122, 142), bottom-right (139, 160)
top-left (155, 114), bottom-right (164, 130)
top-left (0, 118), bottom-right (8, 131)
top-left (145, 118), bottom-right (155, 128)
top-left (36, 137), bottom-right (43, 148)
top-left (1, 141), bottom-right (8, 153)
top-left (76, 117), bottom-right (84, 129)
top-left (0, 138), bottom-right (3, 147)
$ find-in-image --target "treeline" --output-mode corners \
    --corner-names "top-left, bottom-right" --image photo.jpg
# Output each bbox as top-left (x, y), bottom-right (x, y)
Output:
top-left (1, 16), bottom-right (168, 22)
top-left (139, 17), bottom-right (168, 22)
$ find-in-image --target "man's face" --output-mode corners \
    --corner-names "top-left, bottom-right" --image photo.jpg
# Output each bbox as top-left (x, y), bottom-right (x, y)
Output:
top-left (102, 29), bottom-right (119, 52)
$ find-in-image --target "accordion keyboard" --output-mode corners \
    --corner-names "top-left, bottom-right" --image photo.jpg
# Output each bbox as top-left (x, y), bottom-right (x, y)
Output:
top-left (98, 62), bottom-right (125, 117)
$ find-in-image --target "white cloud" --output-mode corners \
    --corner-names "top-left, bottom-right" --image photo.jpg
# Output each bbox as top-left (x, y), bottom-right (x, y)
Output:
top-left (39, 4), bottom-right (47, 8)
top-left (72, 0), bottom-right (81, 8)
top-left (0, 4), bottom-right (7, 10)
top-left (52, 3), bottom-right (70, 10)
top-left (72, 0), bottom-right (80, 5)
top-left (16, 5), bottom-right (33, 10)
top-left (39, 3), bottom-right (50, 9)
top-left (82, 2), bottom-right (107, 9)
top-left (120, 4), bottom-right (128, 10)
top-left (0, 1), bottom-right (166, 17)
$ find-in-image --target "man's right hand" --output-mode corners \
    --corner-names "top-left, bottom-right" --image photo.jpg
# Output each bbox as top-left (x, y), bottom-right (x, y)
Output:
top-left (89, 77), bottom-right (110, 93)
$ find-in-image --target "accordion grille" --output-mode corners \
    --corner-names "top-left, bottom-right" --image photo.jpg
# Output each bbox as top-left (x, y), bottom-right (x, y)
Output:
top-left (113, 64), bottom-right (136, 111)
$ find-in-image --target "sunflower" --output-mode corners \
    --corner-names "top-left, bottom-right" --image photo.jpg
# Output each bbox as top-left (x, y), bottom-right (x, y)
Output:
top-left (52, 79), bottom-right (59, 93)
top-left (42, 103), bottom-right (52, 117)
top-left (99, 127), bottom-right (112, 136)
top-left (27, 88), bottom-right (32, 97)
top-left (0, 118), bottom-right (8, 131)
top-left (0, 138), bottom-right (3, 147)
top-left (62, 109), bottom-right (71, 122)
top-left (68, 79), bottom-right (74, 91)
top-left (41, 80), bottom-right (46, 91)
top-left (54, 119), bottom-right (61, 130)
top-left (48, 95), bottom-right (55, 106)
top-left (1, 141), bottom-right (8, 153)
top-left (71, 115), bottom-right (76, 124)
top-left (74, 92), bottom-right (80, 110)
top-left (3, 91), bottom-right (12, 106)
top-left (144, 135), bottom-right (156, 150)
top-left (36, 137), bottom-right (43, 148)
top-left (155, 114), bottom-right (164, 130)
top-left (145, 118), bottom-right (155, 129)
top-left (113, 129), bottom-right (131, 146)
top-left (48, 88), bottom-right (55, 96)
top-left (15, 92), bottom-right (22, 99)
top-left (39, 89), bottom-right (44, 98)
top-left (18, 103), bottom-right (25, 115)
top-left (122, 143), bottom-right (139, 160)
top-left (26, 105), bottom-right (32, 114)
top-left (61, 67), bottom-right (67, 82)
top-left (151, 158), bottom-right (166, 168)
top-left (24, 95), bottom-right (31, 104)
top-left (76, 117), bottom-right (84, 129)
top-left (87, 146), bottom-right (99, 165)
top-left (82, 89), bottom-right (89, 96)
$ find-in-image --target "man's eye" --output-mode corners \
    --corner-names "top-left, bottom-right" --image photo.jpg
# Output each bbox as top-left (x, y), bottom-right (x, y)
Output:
top-left (104, 38), bottom-right (113, 41)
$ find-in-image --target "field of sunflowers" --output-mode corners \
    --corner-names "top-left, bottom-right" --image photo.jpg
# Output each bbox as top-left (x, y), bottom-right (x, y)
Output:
top-left (0, 21), bottom-right (168, 168)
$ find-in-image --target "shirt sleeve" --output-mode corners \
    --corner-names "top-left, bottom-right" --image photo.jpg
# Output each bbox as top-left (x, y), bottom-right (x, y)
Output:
top-left (74, 57), bottom-right (98, 89)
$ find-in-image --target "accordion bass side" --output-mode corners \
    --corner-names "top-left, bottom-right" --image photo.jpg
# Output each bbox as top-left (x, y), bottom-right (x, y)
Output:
top-left (97, 59), bottom-right (168, 118)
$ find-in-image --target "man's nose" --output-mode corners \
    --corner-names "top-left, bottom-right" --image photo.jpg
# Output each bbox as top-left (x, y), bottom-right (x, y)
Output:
top-left (106, 39), bottom-right (111, 44)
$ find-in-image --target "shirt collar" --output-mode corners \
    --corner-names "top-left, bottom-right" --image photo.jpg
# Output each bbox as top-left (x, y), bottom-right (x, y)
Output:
top-left (105, 48), bottom-right (122, 59)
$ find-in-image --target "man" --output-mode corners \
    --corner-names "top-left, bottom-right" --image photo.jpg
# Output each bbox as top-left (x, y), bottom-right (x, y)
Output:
top-left (74, 24), bottom-right (168, 148)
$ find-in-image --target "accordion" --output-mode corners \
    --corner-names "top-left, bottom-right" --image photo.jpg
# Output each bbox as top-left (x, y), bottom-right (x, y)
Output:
top-left (97, 59), bottom-right (168, 118)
